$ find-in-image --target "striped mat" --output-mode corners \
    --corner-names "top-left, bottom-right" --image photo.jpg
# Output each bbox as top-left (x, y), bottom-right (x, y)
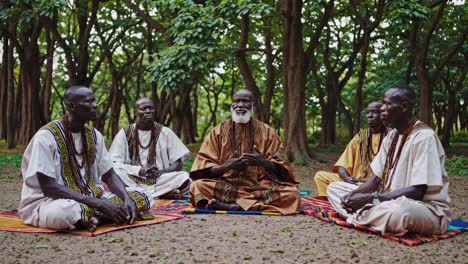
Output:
top-left (0, 199), bottom-right (185, 237)
top-left (180, 191), bottom-right (313, 215)
top-left (300, 196), bottom-right (465, 246)
top-left (180, 196), bottom-right (282, 215)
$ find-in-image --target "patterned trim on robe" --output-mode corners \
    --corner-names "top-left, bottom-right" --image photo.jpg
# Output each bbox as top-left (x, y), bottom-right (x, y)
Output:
top-left (253, 182), bottom-right (282, 204)
top-left (105, 191), bottom-right (154, 220)
top-left (42, 121), bottom-right (103, 198)
top-left (213, 181), bottom-right (239, 203)
top-left (124, 122), bottom-right (163, 185)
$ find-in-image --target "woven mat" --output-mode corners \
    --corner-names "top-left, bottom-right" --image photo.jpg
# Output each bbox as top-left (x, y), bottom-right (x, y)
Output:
top-left (300, 196), bottom-right (464, 246)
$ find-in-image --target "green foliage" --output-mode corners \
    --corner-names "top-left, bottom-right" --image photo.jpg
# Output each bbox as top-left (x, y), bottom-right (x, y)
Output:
top-left (0, 154), bottom-right (22, 168)
top-left (445, 155), bottom-right (468, 176)
top-left (293, 155), bottom-right (309, 166)
top-left (432, 91), bottom-right (447, 103)
top-left (388, 0), bottom-right (431, 22)
top-left (0, 0), bottom-right (65, 23)
top-left (147, 0), bottom-right (271, 91)
top-left (451, 131), bottom-right (468, 143)
top-left (182, 155), bottom-right (195, 172)
top-left (461, 87), bottom-right (468, 101)
top-left (1, 0), bottom-right (465, 155)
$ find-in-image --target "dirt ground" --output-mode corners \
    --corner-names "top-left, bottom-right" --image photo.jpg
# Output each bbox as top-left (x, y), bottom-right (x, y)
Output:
top-left (0, 150), bottom-right (467, 264)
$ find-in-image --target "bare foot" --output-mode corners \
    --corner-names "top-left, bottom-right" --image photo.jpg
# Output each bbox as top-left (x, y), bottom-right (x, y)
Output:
top-left (86, 216), bottom-right (100, 232)
top-left (160, 189), bottom-right (182, 200)
top-left (206, 199), bottom-right (242, 211)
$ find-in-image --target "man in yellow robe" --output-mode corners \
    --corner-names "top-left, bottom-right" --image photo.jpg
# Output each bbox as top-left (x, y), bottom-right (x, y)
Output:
top-left (314, 102), bottom-right (388, 196)
top-left (189, 89), bottom-right (301, 215)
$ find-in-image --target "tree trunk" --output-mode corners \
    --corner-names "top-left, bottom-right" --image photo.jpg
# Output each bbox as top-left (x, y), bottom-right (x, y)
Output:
top-left (171, 86), bottom-right (191, 137)
top-left (441, 87), bottom-right (455, 148)
top-left (441, 67), bottom-right (466, 147)
top-left (413, 49), bottom-right (433, 126)
top-left (352, 33), bottom-right (370, 135)
top-left (281, 0), bottom-right (310, 161)
top-left (234, 15), bottom-right (267, 122)
top-left (16, 22), bottom-right (43, 145)
top-left (41, 0), bottom-right (102, 86)
top-left (322, 73), bottom-right (338, 145)
top-left (110, 73), bottom-right (122, 139)
top-left (0, 33), bottom-right (8, 139)
top-left (263, 12), bottom-right (275, 124)
top-left (407, 2), bottom-right (448, 127)
top-left (41, 30), bottom-right (55, 124)
top-left (6, 24), bottom-right (16, 148)
top-left (338, 96), bottom-right (353, 139)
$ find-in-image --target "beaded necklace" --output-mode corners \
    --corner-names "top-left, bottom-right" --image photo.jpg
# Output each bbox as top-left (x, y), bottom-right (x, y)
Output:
top-left (132, 122), bottom-right (157, 166)
top-left (360, 126), bottom-right (388, 178)
top-left (377, 117), bottom-right (417, 193)
top-left (61, 113), bottom-right (92, 194)
top-left (366, 126), bottom-right (387, 158)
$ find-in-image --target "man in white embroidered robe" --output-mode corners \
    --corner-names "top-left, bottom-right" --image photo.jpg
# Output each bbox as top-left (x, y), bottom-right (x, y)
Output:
top-left (327, 85), bottom-right (452, 236)
top-left (110, 98), bottom-right (190, 200)
top-left (19, 86), bottom-right (153, 231)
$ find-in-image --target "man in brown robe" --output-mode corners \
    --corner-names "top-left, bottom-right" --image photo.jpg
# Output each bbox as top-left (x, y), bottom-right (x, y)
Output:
top-left (189, 89), bottom-right (300, 215)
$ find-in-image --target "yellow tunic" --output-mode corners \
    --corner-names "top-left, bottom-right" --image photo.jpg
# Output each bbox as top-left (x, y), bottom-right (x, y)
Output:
top-left (314, 129), bottom-right (386, 196)
top-left (189, 119), bottom-right (300, 215)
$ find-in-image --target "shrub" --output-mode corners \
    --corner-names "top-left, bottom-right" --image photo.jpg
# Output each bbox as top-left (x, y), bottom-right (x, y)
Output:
top-left (451, 131), bottom-right (468, 143)
top-left (0, 153), bottom-right (22, 168)
top-left (445, 155), bottom-right (468, 176)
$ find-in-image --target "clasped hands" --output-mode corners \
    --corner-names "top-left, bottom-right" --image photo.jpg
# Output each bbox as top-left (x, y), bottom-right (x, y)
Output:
top-left (98, 197), bottom-right (138, 225)
top-left (341, 192), bottom-right (373, 214)
top-left (139, 165), bottom-right (161, 179)
top-left (224, 152), bottom-right (267, 171)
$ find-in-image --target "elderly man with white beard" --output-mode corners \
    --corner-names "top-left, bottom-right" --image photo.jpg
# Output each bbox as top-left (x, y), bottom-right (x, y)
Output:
top-left (188, 89), bottom-right (301, 215)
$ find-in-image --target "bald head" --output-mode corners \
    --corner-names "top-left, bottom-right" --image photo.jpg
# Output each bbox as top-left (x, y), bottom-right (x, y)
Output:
top-left (64, 86), bottom-right (92, 106)
top-left (63, 86), bottom-right (98, 121)
top-left (233, 89), bottom-right (253, 101)
top-left (385, 84), bottom-right (416, 110)
top-left (365, 101), bottom-right (383, 128)
top-left (367, 101), bottom-right (382, 110)
top-left (135, 98), bottom-right (153, 111)
top-left (135, 98), bottom-right (155, 126)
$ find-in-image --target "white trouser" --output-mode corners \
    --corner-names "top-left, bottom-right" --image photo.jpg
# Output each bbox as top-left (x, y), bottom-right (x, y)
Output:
top-left (327, 182), bottom-right (449, 236)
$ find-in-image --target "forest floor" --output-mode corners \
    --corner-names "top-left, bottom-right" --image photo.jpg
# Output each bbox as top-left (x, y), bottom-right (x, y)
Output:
top-left (0, 143), bottom-right (466, 264)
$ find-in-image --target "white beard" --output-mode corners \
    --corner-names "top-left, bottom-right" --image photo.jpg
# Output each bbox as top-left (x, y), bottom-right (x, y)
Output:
top-left (231, 106), bottom-right (251, 124)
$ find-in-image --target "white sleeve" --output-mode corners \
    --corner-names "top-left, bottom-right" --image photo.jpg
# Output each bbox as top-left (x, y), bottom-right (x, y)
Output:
top-left (94, 130), bottom-right (114, 178)
top-left (109, 128), bottom-right (141, 176)
top-left (21, 130), bottom-right (57, 187)
top-left (407, 132), bottom-right (444, 192)
top-left (164, 127), bottom-right (190, 164)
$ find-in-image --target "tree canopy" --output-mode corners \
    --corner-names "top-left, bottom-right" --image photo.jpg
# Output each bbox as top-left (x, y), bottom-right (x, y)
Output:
top-left (1, 0), bottom-right (466, 159)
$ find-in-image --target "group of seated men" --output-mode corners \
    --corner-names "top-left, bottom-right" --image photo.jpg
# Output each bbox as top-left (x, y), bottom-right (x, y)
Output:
top-left (19, 84), bottom-right (452, 236)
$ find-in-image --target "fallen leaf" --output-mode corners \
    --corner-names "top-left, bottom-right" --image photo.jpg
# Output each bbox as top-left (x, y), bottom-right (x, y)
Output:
top-left (33, 244), bottom-right (50, 249)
